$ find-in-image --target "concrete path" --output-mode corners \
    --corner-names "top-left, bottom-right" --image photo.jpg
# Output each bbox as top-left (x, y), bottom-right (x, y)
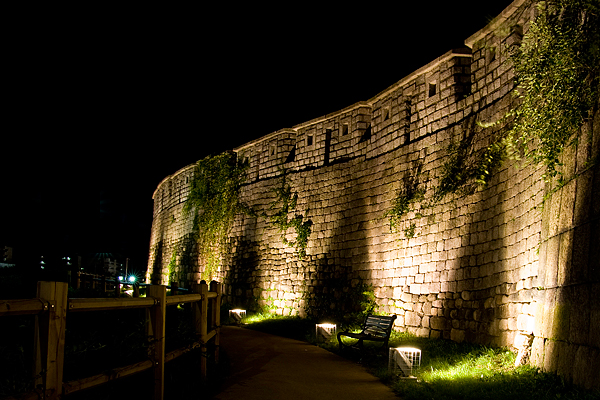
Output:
top-left (210, 326), bottom-right (399, 400)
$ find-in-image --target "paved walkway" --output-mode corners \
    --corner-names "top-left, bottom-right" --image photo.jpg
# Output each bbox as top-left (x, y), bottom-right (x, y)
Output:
top-left (210, 326), bottom-right (399, 400)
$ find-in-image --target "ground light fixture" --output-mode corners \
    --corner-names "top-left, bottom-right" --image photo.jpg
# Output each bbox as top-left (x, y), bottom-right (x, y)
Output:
top-left (315, 323), bottom-right (337, 343)
top-left (229, 309), bottom-right (246, 324)
top-left (389, 347), bottom-right (421, 378)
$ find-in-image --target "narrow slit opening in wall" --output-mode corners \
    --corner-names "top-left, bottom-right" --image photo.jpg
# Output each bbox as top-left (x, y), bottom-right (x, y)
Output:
top-left (384, 107), bottom-right (390, 121)
top-left (270, 145), bottom-right (276, 157)
top-left (285, 145), bottom-right (296, 163)
top-left (358, 124), bottom-right (371, 143)
top-left (487, 46), bottom-right (496, 63)
top-left (341, 124), bottom-right (349, 136)
top-left (307, 135), bottom-right (313, 147)
top-left (428, 82), bottom-right (437, 97)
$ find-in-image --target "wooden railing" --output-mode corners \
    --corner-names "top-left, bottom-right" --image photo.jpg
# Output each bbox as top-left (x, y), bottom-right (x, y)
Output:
top-left (0, 280), bottom-right (222, 400)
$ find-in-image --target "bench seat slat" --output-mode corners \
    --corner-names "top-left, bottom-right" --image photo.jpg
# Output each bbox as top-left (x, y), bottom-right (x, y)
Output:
top-left (337, 314), bottom-right (397, 357)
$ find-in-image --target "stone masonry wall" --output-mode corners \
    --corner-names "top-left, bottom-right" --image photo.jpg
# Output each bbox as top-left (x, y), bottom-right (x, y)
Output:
top-left (146, 0), bottom-right (599, 389)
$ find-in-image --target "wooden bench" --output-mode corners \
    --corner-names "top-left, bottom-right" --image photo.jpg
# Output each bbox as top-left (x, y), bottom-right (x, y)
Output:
top-left (337, 314), bottom-right (397, 355)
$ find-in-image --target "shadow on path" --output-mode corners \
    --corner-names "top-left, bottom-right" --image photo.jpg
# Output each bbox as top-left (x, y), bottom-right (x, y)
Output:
top-left (210, 326), bottom-right (399, 400)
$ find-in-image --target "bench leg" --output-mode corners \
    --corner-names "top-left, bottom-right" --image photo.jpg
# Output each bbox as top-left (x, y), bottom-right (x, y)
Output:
top-left (337, 333), bottom-right (355, 352)
top-left (337, 333), bottom-right (360, 352)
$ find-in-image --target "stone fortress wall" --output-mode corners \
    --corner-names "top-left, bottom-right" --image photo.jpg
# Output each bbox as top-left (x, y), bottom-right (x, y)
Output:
top-left (147, 0), bottom-right (599, 388)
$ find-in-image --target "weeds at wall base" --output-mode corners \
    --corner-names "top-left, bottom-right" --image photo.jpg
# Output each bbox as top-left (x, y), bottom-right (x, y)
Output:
top-left (241, 314), bottom-right (599, 400)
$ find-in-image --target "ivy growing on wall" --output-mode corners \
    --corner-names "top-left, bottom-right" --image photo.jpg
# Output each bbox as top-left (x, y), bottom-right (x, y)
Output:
top-left (166, 249), bottom-right (177, 284)
top-left (474, 0), bottom-right (599, 190)
top-left (304, 278), bottom-right (378, 327)
top-left (183, 152), bottom-right (250, 280)
top-left (266, 170), bottom-right (313, 259)
top-left (505, 0), bottom-right (599, 184)
top-left (386, 0), bottom-right (599, 232)
top-left (384, 161), bottom-right (426, 238)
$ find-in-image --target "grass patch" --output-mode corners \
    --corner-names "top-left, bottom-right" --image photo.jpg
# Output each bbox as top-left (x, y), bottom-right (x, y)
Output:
top-left (240, 312), bottom-right (317, 342)
top-left (241, 314), bottom-right (599, 400)
top-left (382, 334), bottom-right (595, 400)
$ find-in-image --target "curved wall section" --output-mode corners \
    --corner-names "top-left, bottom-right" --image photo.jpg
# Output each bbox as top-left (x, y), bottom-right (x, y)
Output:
top-left (146, 0), bottom-right (599, 388)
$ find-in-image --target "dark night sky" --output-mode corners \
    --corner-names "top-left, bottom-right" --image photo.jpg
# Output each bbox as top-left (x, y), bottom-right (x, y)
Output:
top-left (2, 2), bottom-right (513, 272)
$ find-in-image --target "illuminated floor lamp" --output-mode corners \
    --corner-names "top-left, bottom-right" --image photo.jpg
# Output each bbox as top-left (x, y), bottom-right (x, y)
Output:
top-left (229, 309), bottom-right (246, 324)
top-left (315, 323), bottom-right (337, 343)
top-left (389, 347), bottom-right (421, 378)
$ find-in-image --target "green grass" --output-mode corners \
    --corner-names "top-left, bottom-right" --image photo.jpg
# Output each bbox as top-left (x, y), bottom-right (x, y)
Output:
top-left (240, 312), bottom-right (318, 342)
top-left (381, 333), bottom-right (596, 400)
top-left (241, 313), bottom-right (600, 400)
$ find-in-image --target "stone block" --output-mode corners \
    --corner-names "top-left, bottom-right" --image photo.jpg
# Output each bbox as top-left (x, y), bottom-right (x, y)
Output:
top-left (405, 311), bottom-right (421, 327)
top-left (451, 329), bottom-right (465, 342)
top-left (409, 284), bottom-right (422, 295)
top-left (517, 313), bottom-right (535, 332)
top-left (542, 339), bottom-right (558, 373)
top-left (573, 346), bottom-right (600, 389)
top-left (422, 301), bottom-right (433, 315)
top-left (556, 341), bottom-right (577, 381)
top-left (430, 316), bottom-right (446, 330)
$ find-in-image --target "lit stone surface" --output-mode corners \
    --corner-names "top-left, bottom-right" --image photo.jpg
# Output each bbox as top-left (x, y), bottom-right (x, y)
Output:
top-left (146, 0), bottom-right (599, 389)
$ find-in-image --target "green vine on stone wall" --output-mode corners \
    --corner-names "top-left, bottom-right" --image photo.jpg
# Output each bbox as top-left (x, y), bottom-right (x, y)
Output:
top-left (470, 0), bottom-right (599, 191)
top-left (303, 278), bottom-right (378, 326)
top-left (266, 170), bottom-right (313, 259)
top-left (434, 115), bottom-right (508, 202)
top-left (183, 152), bottom-right (250, 280)
top-left (167, 249), bottom-right (177, 284)
top-left (385, 162), bottom-right (427, 238)
top-left (506, 0), bottom-right (599, 184)
top-left (386, 0), bottom-right (599, 231)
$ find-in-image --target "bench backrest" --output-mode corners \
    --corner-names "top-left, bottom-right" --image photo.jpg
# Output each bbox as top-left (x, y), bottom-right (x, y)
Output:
top-left (362, 314), bottom-right (397, 338)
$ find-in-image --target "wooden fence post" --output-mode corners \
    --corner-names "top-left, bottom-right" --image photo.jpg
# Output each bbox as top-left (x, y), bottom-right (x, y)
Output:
top-left (147, 285), bottom-right (166, 400)
top-left (199, 281), bottom-right (209, 380)
top-left (33, 281), bottom-right (68, 400)
top-left (210, 281), bottom-right (222, 364)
